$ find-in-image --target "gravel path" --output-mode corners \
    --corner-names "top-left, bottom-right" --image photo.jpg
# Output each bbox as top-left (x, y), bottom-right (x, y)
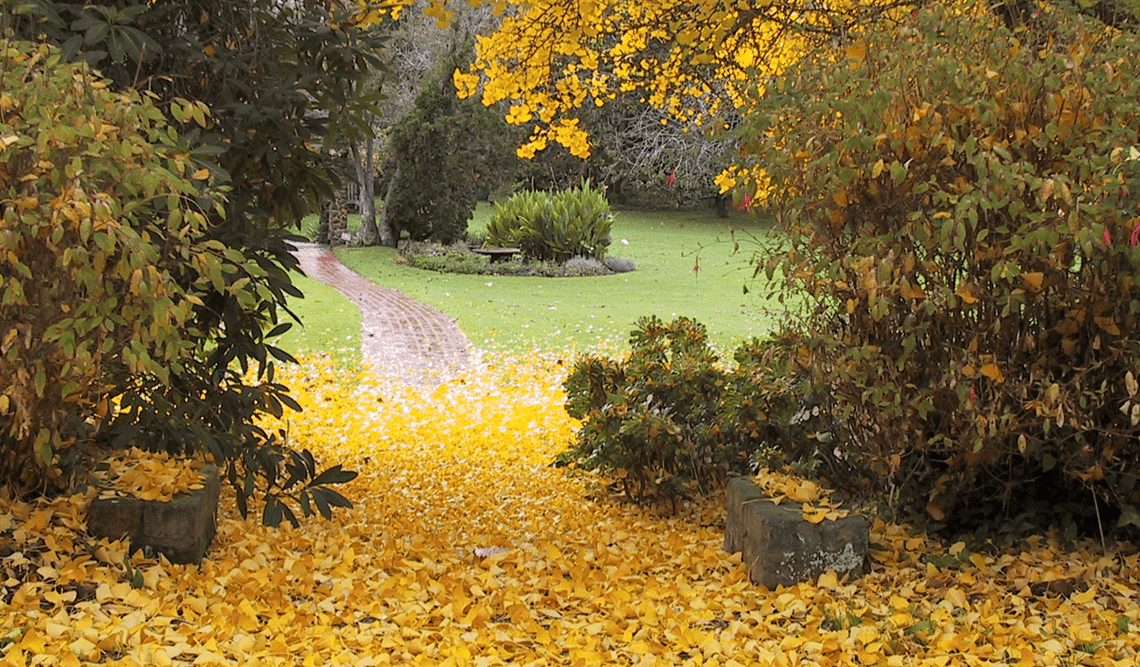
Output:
top-left (292, 243), bottom-right (472, 385)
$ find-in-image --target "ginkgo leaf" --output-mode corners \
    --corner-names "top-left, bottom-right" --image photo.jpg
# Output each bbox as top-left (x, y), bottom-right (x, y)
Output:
top-left (979, 363), bottom-right (1004, 383)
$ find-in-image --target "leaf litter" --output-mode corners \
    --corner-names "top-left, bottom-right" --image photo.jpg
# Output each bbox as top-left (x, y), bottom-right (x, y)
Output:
top-left (2, 352), bottom-right (1139, 666)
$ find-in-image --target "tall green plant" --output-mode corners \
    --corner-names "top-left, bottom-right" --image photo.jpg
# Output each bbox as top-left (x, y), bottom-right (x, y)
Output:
top-left (486, 181), bottom-right (614, 261)
top-left (745, 3), bottom-right (1140, 533)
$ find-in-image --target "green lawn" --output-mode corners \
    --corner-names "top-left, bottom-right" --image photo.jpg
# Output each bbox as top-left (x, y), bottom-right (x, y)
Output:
top-left (291, 204), bottom-right (789, 356)
top-left (275, 274), bottom-right (362, 360)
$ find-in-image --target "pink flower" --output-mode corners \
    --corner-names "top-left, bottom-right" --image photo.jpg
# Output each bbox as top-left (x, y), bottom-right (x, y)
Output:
top-left (666, 172), bottom-right (676, 186)
top-left (737, 193), bottom-right (753, 211)
top-left (968, 385), bottom-right (977, 401)
top-left (1103, 229), bottom-right (1112, 244)
top-left (1131, 221), bottom-right (1140, 247)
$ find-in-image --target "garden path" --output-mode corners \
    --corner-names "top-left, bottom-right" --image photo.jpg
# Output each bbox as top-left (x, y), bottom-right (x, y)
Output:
top-left (292, 242), bottom-right (473, 385)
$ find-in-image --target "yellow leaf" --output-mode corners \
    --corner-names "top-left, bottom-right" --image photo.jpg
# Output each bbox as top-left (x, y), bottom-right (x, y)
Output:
top-left (846, 40), bottom-right (867, 67)
top-left (192, 168), bottom-right (210, 180)
top-left (804, 507), bottom-right (829, 524)
top-left (979, 363), bottom-right (1004, 383)
top-left (956, 284), bottom-right (979, 304)
top-left (817, 570), bottom-right (838, 588)
top-left (1021, 272), bottom-right (1044, 291)
top-left (833, 189), bottom-right (849, 207)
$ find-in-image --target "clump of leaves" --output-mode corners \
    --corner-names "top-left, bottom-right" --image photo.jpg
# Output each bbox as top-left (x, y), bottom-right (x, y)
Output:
top-left (3, 352), bottom-right (1140, 665)
top-left (561, 316), bottom-right (799, 506)
top-left (746, 4), bottom-right (1140, 536)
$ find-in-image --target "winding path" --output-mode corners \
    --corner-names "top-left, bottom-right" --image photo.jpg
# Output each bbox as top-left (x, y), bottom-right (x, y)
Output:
top-left (292, 243), bottom-right (473, 385)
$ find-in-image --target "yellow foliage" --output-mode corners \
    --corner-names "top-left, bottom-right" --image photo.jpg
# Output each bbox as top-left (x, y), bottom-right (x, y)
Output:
top-left (2, 353), bottom-right (1139, 665)
top-left (93, 448), bottom-right (207, 503)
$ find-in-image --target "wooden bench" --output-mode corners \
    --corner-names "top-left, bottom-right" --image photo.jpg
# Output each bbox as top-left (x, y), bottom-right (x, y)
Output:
top-left (472, 247), bottom-right (521, 263)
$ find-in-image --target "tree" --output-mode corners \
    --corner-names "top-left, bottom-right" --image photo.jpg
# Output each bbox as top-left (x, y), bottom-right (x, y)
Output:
top-left (382, 48), bottom-right (518, 244)
top-left (1, 0), bottom-right (389, 521)
top-left (360, 0), bottom-right (504, 246)
top-left (456, 0), bottom-right (914, 160)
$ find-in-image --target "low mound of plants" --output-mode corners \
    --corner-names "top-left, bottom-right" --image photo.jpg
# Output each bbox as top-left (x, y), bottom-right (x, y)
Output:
top-left (400, 241), bottom-right (635, 277)
top-left (560, 316), bottom-right (812, 506)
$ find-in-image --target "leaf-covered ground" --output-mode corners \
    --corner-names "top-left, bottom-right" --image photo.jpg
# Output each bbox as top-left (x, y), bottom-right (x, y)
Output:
top-left (3, 353), bottom-right (1139, 666)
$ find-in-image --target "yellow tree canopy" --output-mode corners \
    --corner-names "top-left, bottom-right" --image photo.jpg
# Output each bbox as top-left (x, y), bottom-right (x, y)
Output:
top-left (451, 0), bottom-right (915, 159)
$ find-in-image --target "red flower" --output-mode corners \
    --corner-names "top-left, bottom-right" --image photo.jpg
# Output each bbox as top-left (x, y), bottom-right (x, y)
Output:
top-left (1104, 229), bottom-right (1112, 245)
top-left (1131, 221), bottom-right (1140, 247)
top-left (968, 385), bottom-right (977, 401)
top-left (666, 172), bottom-right (676, 186)
top-left (737, 193), bottom-right (753, 211)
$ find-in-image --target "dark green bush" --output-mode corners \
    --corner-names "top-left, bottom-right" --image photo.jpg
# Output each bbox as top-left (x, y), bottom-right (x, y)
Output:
top-left (486, 181), bottom-right (614, 262)
top-left (745, 3), bottom-right (1140, 534)
top-left (561, 316), bottom-right (799, 506)
top-left (385, 53), bottom-right (517, 245)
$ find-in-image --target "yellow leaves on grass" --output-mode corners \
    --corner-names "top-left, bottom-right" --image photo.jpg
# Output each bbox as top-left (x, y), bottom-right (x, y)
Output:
top-left (93, 447), bottom-right (206, 502)
top-left (2, 354), bottom-right (1140, 665)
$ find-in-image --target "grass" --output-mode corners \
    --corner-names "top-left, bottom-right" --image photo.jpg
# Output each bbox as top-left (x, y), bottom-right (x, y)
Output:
top-left (322, 203), bottom-right (788, 355)
top-left (274, 274), bottom-right (362, 361)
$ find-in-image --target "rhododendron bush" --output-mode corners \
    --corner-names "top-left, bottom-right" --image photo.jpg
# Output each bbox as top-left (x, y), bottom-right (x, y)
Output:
top-left (3, 354), bottom-right (1140, 665)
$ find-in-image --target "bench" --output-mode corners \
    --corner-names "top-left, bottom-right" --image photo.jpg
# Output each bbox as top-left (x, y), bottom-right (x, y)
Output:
top-left (472, 247), bottom-right (522, 263)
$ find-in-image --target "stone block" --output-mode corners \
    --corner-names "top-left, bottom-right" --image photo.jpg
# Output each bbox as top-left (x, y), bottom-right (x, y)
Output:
top-left (87, 465), bottom-right (220, 565)
top-left (724, 476), bottom-right (868, 588)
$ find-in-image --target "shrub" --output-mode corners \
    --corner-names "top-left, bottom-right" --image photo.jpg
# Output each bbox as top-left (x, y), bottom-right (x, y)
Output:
top-left (746, 4), bottom-right (1140, 534)
top-left (561, 316), bottom-right (797, 506)
top-left (384, 53), bottom-right (517, 245)
top-left (486, 181), bottom-right (614, 262)
top-left (604, 257), bottom-right (637, 273)
top-left (0, 41), bottom-right (353, 525)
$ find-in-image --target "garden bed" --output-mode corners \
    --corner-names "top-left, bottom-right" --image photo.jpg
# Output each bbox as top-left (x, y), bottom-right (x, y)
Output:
top-left (399, 240), bottom-right (636, 277)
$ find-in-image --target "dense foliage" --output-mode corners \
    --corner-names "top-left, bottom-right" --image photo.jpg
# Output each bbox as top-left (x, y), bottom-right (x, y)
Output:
top-left (485, 182), bottom-right (614, 262)
top-left (748, 4), bottom-right (1140, 535)
top-left (0, 40), bottom-right (222, 488)
top-left (383, 51), bottom-right (517, 245)
top-left (0, 0), bottom-right (382, 521)
top-left (561, 317), bottom-right (799, 506)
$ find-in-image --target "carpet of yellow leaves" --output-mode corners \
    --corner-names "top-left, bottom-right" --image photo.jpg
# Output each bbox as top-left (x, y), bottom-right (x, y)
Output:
top-left (3, 353), bottom-right (1139, 666)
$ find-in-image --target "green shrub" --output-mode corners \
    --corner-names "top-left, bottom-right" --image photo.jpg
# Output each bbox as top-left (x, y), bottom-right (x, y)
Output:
top-left (486, 181), bottom-right (614, 262)
top-left (384, 53), bottom-right (517, 245)
top-left (561, 316), bottom-right (797, 506)
top-left (745, 4), bottom-right (1140, 534)
top-left (0, 40), bottom-right (353, 525)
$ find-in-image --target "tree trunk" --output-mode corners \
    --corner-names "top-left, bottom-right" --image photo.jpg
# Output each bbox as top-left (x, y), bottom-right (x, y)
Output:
top-left (350, 137), bottom-right (386, 246)
top-left (377, 162), bottom-right (401, 248)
